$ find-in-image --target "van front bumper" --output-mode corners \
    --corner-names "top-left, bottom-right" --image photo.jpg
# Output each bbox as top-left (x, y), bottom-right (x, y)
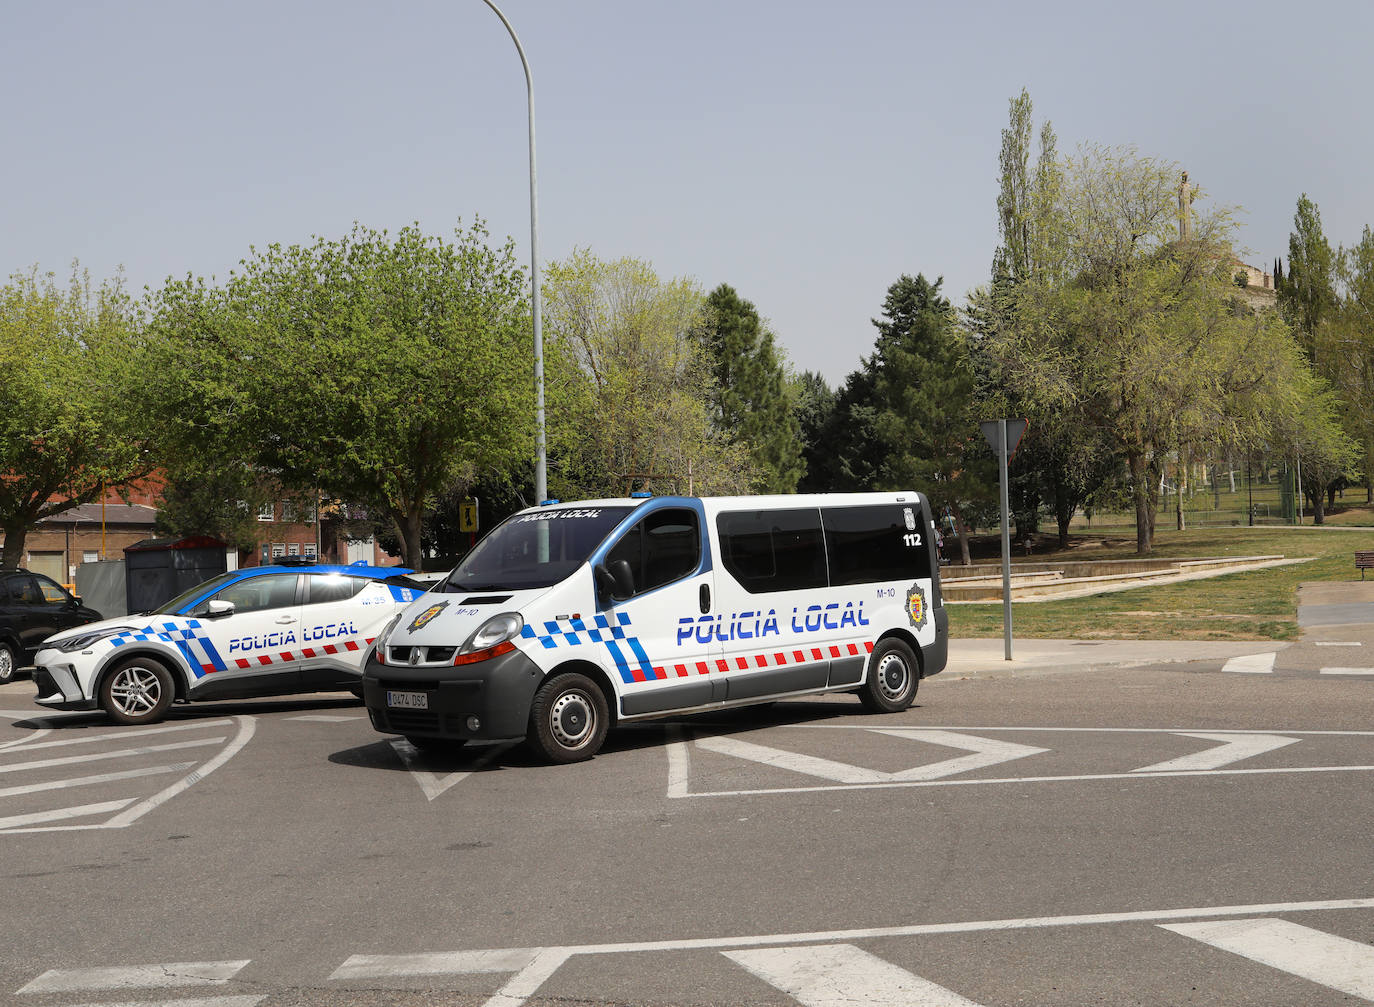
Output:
top-left (361, 648), bottom-right (543, 742)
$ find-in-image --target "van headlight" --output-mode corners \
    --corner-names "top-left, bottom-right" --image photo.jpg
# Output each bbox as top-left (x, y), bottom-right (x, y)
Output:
top-left (462, 613), bottom-right (524, 654)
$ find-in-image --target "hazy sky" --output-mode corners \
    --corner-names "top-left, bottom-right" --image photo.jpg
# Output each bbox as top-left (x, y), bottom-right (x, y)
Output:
top-left (4, 1), bottom-right (1370, 384)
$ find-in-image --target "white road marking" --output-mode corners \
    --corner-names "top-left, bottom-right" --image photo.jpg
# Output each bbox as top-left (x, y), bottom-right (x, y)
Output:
top-left (286, 715), bottom-right (362, 722)
top-left (482, 949), bottom-right (574, 1007)
top-left (390, 739), bottom-right (518, 801)
top-left (18, 960), bottom-right (250, 994)
top-left (1132, 733), bottom-right (1300, 773)
top-left (6, 719), bottom-right (236, 752)
top-left (0, 737), bottom-right (225, 774)
top-left (866, 729), bottom-right (1049, 780)
top-left (332, 948), bottom-right (540, 979)
top-left (681, 764), bottom-right (1374, 798)
top-left (792, 725), bottom-right (1374, 736)
top-left (0, 762), bottom-right (194, 798)
top-left (1161, 917), bottom-right (1374, 1000)
top-left (725, 943), bottom-right (985, 1006)
top-left (0, 799), bottom-right (135, 830)
top-left (696, 736), bottom-right (889, 783)
top-left (695, 730), bottom-right (1047, 786)
top-left (1320, 667), bottom-right (1374, 675)
top-left (1314, 641), bottom-right (1363, 646)
top-left (665, 727), bottom-right (690, 799)
top-left (329, 897), bottom-right (1374, 1007)
top-left (1221, 652), bottom-right (1276, 673)
top-left (59, 998), bottom-right (265, 1007)
top-left (0, 717), bottom-right (257, 834)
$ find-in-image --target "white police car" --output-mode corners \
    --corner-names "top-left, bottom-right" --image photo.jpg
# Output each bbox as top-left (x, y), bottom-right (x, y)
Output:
top-left (32, 564), bottom-right (426, 725)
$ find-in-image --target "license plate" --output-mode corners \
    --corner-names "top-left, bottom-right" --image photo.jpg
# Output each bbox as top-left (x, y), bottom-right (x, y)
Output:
top-left (387, 690), bottom-right (429, 710)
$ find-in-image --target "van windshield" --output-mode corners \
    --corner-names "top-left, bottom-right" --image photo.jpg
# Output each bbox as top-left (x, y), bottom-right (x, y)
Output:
top-left (441, 506), bottom-right (634, 592)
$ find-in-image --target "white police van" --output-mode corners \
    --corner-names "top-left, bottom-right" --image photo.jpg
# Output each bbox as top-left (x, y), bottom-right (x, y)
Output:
top-left (363, 493), bottom-right (947, 763)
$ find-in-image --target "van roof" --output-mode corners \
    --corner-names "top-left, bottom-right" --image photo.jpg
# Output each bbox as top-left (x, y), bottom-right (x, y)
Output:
top-left (528, 491), bottom-right (927, 515)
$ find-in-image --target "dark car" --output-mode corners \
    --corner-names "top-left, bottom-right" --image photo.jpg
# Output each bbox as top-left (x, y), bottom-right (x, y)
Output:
top-left (0, 568), bottom-right (103, 683)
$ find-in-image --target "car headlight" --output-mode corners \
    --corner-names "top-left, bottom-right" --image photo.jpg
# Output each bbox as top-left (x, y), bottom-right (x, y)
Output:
top-left (462, 613), bottom-right (524, 654)
top-left (374, 612), bottom-right (405, 652)
top-left (53, 626), bottom-right (137, 653)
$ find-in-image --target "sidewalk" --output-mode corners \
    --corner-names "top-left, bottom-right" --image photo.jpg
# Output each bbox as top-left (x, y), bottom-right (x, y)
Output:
top-left (943, 637), bottom-right (1284, 678)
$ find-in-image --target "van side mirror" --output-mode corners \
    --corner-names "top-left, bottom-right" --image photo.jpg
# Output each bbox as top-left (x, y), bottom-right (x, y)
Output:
top-left (594, 561), bottom-right (634, 602)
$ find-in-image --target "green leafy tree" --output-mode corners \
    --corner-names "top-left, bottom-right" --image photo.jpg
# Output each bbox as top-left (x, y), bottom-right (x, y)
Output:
top-left (543, 250), bottom-right (754, 497)
top-left (152, 467), bottom-right (281, 554)
top-left (0, 267), bottom-right (152, 568)
top-left (991, 146), bottom-right (1330, 552)
top-left (146, 222), bottom-right (534, 568)
top-left (1334, 225), bottom-right (1374, 502)
top-left (794, 370), bottom-right (837, 492)
top-left (694, 284), bottom-right (804, 493)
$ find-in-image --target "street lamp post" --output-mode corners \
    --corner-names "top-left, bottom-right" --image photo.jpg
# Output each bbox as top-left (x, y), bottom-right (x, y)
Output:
top-left (481, 0), bottom-right (547, 505)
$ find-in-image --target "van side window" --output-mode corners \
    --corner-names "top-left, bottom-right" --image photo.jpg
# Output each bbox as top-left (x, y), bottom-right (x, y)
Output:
top-left (822, 505), bottom-right (932, 585)
top-left (606, 508), bottom-right (701, 595)
top-left (718, 509), bottom-right (827, 594)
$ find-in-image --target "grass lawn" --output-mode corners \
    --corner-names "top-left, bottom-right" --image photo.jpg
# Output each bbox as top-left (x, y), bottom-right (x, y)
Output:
top-left (944, 514), bottom-right (1374, 642)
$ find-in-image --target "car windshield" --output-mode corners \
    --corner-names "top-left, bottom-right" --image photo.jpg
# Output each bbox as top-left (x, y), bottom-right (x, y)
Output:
top-left (441, 506), bottom-right (633, 592)
top-left (152, 572), bottom-right (239, 615)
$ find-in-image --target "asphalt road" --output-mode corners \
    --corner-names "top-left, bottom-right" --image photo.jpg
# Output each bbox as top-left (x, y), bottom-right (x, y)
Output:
top-left (0, 650), bottom-right (1370, 1007)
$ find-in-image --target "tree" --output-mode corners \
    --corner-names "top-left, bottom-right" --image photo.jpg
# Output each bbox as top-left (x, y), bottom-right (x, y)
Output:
top-left (694, 284), bottom-right (804, 493)
top-left (794, 370), bottom-right (837, 492)
top-left (542, 250), bottom-right (754, 498)
top-left (1279, 194), bottom-right (1337, 363)
top-left (146, 222), bottom-right (535, 569)
top-left (152, 467), bottom-right (281, 555)
top-left (0, 267), bottom-right (152, 568)
top-left (990, 146), bottom-right (1328, 553)
top-left (869, 275), bottom-right (991, 564)
top-left (1334, 225), bottom-right (1374, 502)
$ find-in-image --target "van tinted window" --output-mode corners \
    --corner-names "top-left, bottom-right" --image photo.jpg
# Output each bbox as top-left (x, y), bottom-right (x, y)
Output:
top-left (717, 509), bottom-right (827, 594)
top-left (606, 508), bottom-right (701, 595)
top-left (822, 504), bottom-right (932, 585)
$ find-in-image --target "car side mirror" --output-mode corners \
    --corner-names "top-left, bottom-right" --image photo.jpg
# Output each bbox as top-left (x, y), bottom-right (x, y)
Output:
top-left (71, 595), bottom-right (83, 607)
top-left (205, 599), bottom-right (235, 618)
top-left (593, 561), bottom-right (635, 603)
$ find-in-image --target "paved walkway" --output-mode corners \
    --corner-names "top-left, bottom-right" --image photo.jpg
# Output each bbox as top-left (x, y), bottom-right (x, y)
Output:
top-left (946, 581), bottom-right (1374, 678)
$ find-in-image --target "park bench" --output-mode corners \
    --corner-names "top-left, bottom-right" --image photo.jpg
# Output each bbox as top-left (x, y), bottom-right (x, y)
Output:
top-left (1357, 551), bottom-right (1374, 579)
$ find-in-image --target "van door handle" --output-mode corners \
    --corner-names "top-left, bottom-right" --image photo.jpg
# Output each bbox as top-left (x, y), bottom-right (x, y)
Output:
top-left (699, 584), bottom-right (711, 614)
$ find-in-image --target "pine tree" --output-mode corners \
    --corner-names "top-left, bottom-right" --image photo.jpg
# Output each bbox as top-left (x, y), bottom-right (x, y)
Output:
top-left (695, 284), bottom-right (804, 493)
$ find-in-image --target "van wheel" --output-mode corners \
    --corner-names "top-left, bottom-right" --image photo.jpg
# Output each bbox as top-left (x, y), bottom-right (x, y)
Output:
top-left (858, 639), bottom-right (919, 713)
top-left (0, 643), bottom-right (15, 684)
top-left (527, 672), bottom-right (609, 764)
top-left (100, 657), bottom-right (175, 725)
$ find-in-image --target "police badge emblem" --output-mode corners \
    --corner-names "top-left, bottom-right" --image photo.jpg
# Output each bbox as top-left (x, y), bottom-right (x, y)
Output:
top-left (407, 601), bottom-right (449, 633)
top-left (905, 582), bottom-right (928, 631)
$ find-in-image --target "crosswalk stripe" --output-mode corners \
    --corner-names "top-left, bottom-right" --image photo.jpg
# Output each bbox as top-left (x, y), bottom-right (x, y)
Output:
top-left (331, 948), bottom-right (539, 980)
top-left (0, 799), bottom-right (135, 830)
top-left (0, 737), bottom-right (225, 775)
top-left (17, 961), bottom-right (251, 994)
top-left (0, 762), bottom-right (194, 799)
top-left (724, 944), bottom-right (984, 1006)
top-left (1221, 652), bottom-right (1276, 673)
top-left (1320, 667), bottom-right (1374, 676)
top-left (4, 720), bottom-right (236, 753)
top-left (1160, 918), bottom-right (1374, 999)
top-left (59, 998), bottom-right (265, 1007)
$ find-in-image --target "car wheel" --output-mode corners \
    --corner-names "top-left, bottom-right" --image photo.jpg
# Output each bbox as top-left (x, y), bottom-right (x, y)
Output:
top-left (527, 672), bottom-right (609, 764)
top-left (858, 638), bottom-right (920, 713)
top-left (100, 657), bottom-right (175, 725)
top-left (0, 643), bottom-right (15, 684)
